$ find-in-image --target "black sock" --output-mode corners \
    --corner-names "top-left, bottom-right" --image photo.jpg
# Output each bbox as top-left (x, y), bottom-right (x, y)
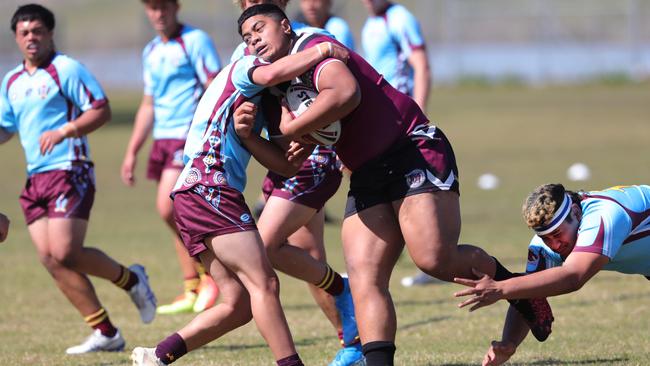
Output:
top-left (362, 341), bottom-right (396, 366)
top-left (492, 257), bottom-right (522, 281)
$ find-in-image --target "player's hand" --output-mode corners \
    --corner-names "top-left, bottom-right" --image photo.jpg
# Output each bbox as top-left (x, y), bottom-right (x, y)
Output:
top-left (453, 268), bottom-right (503, 311)
top-left (286, 140), bottom-right (313, 163)
top-left (39, 130), bottom-right (65, 155)
top-left (121, 154), bottom-right (137, 186)
top-left (482, 340), bottom-right (516, 366)
top-left (0, 213), bottom-right (10, 243)
top-left (319, 42), bottom-right (350, 63)
top-left (234, 101), bottom-right (257, 139)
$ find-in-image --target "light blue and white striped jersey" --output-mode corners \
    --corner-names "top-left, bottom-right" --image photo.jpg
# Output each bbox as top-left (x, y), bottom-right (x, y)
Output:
top-left (172, 56), bottom-right (267, 195)
top-left (361, 3), bottom-right (426, 95)
top-left (143, 24), bottom-right (221, 140)
top-left (230, 21), bottom-right (332, 62)
top-left (526, 185), bottom-right (650, 276)
top-left (324, 16), bottom-right (355, 50)
top-left (1, 53), bottom-right (107, 175)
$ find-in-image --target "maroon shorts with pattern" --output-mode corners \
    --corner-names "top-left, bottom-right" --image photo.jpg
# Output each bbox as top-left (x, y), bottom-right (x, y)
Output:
top-left (345, 125), bottom-right (460, 217)
top-left (146, 139), bottom-right (186, 181)
top-left (19, 164), bottom-right (96, 225)
top-left (262, 152), bottom-right (342, 210)
top-left (173, 185), bottom-right (257, 257)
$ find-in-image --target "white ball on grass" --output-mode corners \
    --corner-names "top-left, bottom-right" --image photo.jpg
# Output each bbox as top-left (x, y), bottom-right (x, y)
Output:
top-left (477, 173), bottom-right (499, 190)
top-left (567, 163), bottom-right (591, 181)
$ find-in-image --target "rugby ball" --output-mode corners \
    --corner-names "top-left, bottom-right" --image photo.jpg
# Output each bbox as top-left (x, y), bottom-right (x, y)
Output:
top-left (283, 84), bottom-right (341, 145)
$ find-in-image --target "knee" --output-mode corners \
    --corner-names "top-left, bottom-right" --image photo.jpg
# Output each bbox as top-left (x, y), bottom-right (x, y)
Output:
top-left (413, 252), bottom-right (454, 280)
top-left (39, 249), bottom-right (77, 273)
top-left (259, 273), bottom-right (281, 296)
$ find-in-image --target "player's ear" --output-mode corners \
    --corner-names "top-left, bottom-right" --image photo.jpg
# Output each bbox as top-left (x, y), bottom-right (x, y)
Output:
top-left (280, 18), bottom-right (292, 35)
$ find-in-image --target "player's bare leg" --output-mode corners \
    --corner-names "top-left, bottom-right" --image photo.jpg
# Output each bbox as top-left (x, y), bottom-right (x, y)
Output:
top-left (396, 191), bottom-right (496, 281)
top-left (206, 230), bottom-right (298, 360)
top-left (342, 203), bottom-right (404, 343)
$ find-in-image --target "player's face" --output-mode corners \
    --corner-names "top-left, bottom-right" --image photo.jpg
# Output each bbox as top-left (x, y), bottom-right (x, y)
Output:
top-left (242, 0), bottom-right (289, 10)
top-left (242, 15), bottom-right (292, 62)
top-left (361, 0), bottom-right (388, 15)
top-left (300, 0), bottom-right (331, 27)
top-left (144, 0), bottom-right (180, 35)
top-left (540, 206), bottom-right (581, 258)
top-left (14, 19), bottom-right (54, 65)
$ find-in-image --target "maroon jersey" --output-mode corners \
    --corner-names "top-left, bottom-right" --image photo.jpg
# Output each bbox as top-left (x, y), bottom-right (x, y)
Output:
top-left (291, 33), bottom-right (429, 171)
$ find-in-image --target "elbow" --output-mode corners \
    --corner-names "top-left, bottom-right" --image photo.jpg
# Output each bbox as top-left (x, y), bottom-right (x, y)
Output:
top-left (255, 69), bottom-right (280, 87)
top-left (339, 84), bottom-right (361, 114)
top-left (565, 274), bottom-right (586, 293)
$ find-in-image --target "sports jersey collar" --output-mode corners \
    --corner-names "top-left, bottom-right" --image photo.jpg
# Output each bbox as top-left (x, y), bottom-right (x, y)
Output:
top-left (22, 51), bottom-right (57, 73)
top-left (375, 2), bottom-right (394, 17)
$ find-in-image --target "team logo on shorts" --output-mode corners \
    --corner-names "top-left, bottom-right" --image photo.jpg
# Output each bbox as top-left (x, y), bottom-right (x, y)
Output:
top-left (172, 149), bottom-right (184, 167)
top-left (54, 194), bottom-right (68, 213)
top-left (240, 213), bottom-right (251, 223)
top-left (183, 167), bottom-right (201, 186)
top-left (405, 169), bottom-right (426, 188)
top-left (213, 172), bottom-right (227, 185)
top-left (310, 154), bottom-right (329, 165)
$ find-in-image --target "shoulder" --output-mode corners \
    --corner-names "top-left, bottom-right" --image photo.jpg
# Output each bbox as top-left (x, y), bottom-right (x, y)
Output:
top-left (181, 25), bottom-right (212, 44)
top-left (326, 16), bottom-right (351, 30)
top-left (387, 4), bottom-right (419, 25)
top-left (2, 64), bottom-right (24, 90)
top-left (52, 54), bottom-right (88, 76)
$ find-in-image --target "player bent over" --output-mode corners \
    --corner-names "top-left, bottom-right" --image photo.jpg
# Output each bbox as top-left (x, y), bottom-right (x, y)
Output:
top-left (0, 4), bottom-right (156, 354)
top-left (130, 27), bottom-right (349, 365)
top-left (238, 5), bottom-right (554, 365)
top-left (455, 184), bottom-right (650, 366)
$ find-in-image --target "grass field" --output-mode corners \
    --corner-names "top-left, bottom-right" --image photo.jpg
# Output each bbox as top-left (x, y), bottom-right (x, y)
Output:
top-left (1, 84), bottom-right (649, 365)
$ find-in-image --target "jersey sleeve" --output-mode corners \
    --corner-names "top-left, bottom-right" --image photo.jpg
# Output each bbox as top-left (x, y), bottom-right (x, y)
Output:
top-left (301, 35), bottom-right (346, 91)
top-left (142, 46), bottom-right (154, 96)
top-left (526, 236), bottom-right (564, 274)
top-left (189, 31), bottom-right (222, 85)
top-left (0, 82), bottom-right (16, 133)
top-left (573, 200), bottom-right (632, 258)
top-left (390, 6), bottom-right (426, 58)
top-left (60, 60), bottom-right (108, 112)
top-left (231, 55), bottom-right (267, 97)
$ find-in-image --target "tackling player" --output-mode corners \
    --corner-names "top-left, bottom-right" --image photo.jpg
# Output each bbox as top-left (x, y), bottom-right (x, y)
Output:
top-left (129, 28), bottom-right (349, 366)
top-left (454, 184), bottom-right (650, 366)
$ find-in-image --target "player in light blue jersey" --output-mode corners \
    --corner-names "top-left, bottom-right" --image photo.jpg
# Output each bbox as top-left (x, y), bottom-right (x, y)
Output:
top-left (233, 3), bottom-right (363, 365)
top-left (455, 183), bottom-right (650, 366)
top-left (361, 0), bottom-right (431, 110)
top-left (0, 4), bottom-right (156, 354)
top-left (129, 13), bottom-right (349, 363)
top-left (300, 0), bottom-right (355, 50)
top-left (121, 0), bottom-right (222, 316)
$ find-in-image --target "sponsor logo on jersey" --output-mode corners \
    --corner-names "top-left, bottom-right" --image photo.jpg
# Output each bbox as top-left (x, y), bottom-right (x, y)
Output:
top-left (405, 169), bottom-right (426, 188)
top-left (38, 84), bottom-right (50, 99)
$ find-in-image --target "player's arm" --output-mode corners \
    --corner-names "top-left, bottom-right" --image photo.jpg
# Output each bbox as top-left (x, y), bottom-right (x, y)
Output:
top-left (234, 101), bottom-right (310, 177)
top-left (408, 48), bottom-right (431, 111)
top-left (482, 306), bottom-right (529, 366)
top-left (39, 101), bottom-right (111, 155)
top-left (121, 95), bottom-right (155, 186)
top-left (250, 42), bottom-right (348, 87)
top-left (279, 60), bottom-right (360, 138)
top-left (454, 252), bottom-right (609, 310)
top-left (0, 212), bottom-right (9, 243)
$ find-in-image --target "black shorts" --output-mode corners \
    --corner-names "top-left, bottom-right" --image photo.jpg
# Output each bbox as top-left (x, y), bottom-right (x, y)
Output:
top-left (344, 125), bottom-right (459, 217)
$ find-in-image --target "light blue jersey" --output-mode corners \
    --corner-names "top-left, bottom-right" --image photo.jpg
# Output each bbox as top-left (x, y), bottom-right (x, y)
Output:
top-left (361, 3), bottom-right (426, 95)
top-left (1, 53), bottom-right (107, 175)
top-left (143, 24), bottom-right (221, 140)
top-left (324, 16), bottom-right (355, 50)
top-left (526, 185), bottom-right (650, 276)
top-left (230, 21), bottom-right (332, 62)
top-left (172, 56), bottom-right (267, 195)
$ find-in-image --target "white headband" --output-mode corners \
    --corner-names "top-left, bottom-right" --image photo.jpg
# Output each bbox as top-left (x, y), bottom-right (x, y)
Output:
top-left (534, 193), bottom-right (572, 236)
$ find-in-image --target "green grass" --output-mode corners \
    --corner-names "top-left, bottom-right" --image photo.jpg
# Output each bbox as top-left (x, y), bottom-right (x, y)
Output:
top-left (1, 83), bottom-right (650, 365)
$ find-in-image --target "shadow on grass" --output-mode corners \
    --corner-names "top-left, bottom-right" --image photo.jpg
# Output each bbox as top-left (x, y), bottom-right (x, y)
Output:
top-left (439, 356), bottom-right (628, 366)
top-left (399, 316), bottom-right (450, 331)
